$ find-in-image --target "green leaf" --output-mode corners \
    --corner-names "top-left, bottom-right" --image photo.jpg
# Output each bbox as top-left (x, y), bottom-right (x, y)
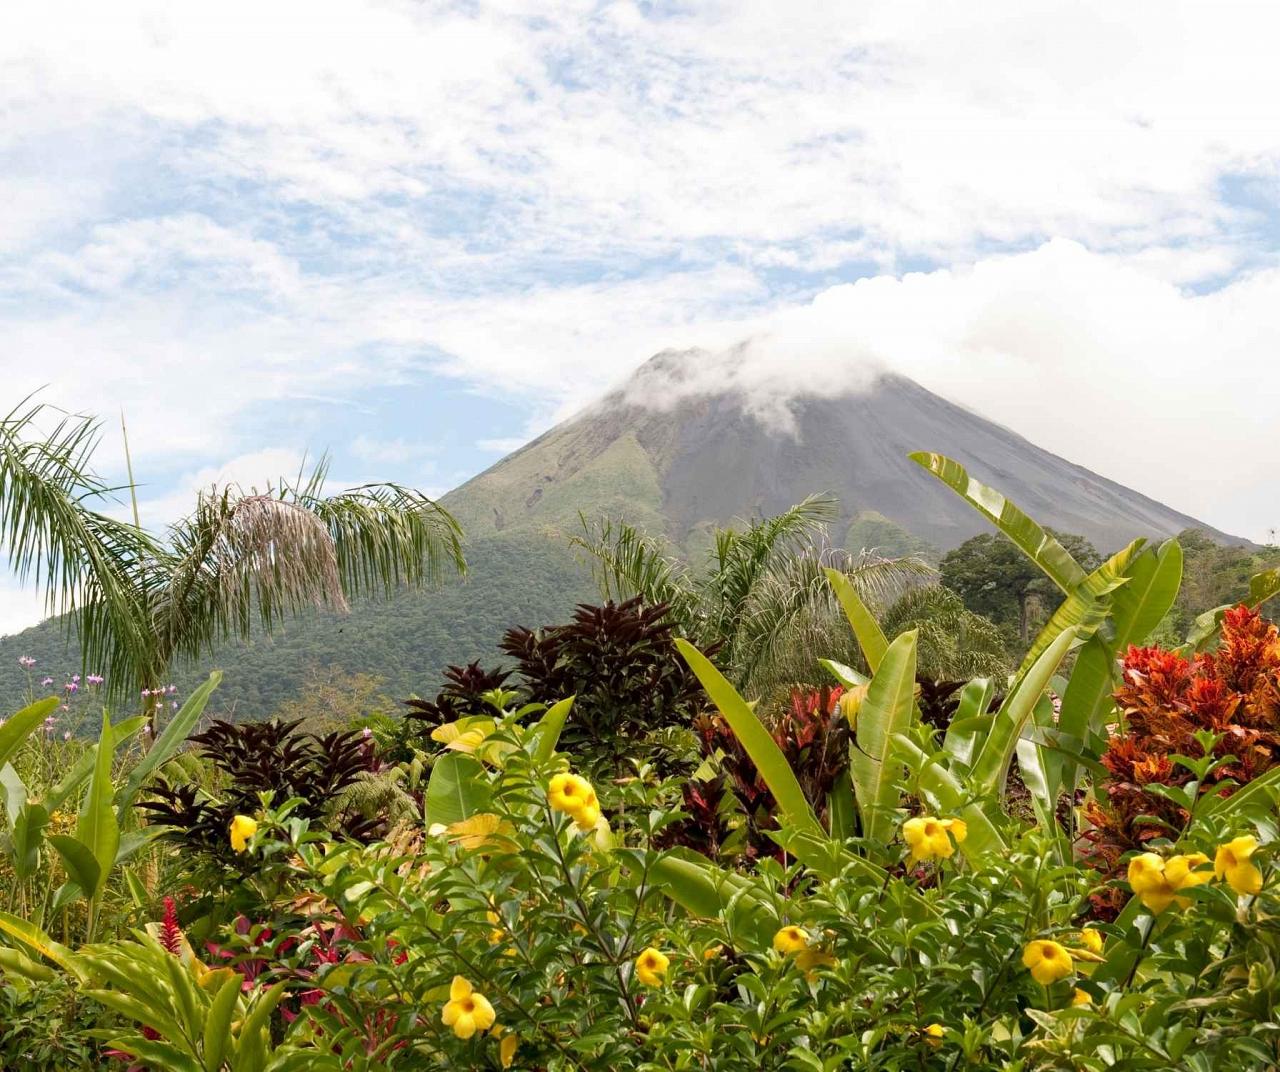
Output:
top-left (941, 678), bottom-right (995, 769)
top-left (825, 567), bottom-right (889, 672)
top-left (0, 696), bottom-right (58, 771)
top-left (118, 671), bottom-right (221, 820)
top-left (0, 911), bottom-right (77, 974)
top-left (1249, 565), bottom-right (1280, 609)
top-left (819, 658), bottom-right (867, 688)
top-left (849, 630), bottom-right (917, 845)
top-left (424, 753), bottom-right (490, 828)
top-left (10, 801), bottom-right (49, 881)
top-left (233, 982), bottom-right (288, 1072)
top-left (643, 851), bottom-right (775, 948)
top-left (827, 769), bottom-right (855, 840)
top-left (969, 627), bottom-right (1078, 798)
top-left (77, 711), bottom-right (120, 900)
top-left (909, 452), bottom-right (1086, 593)
top-left (1183, 603), bottom-right (1231, 653)
top-left (530, 696), bottom-right (575, 764)
top-left (203, 970), bottom-right (243, 1072)
top-left (0, 944), bottom-right (57, 982)
top-left (0, 761), bottom-right (27, 827)
top-left (46, 834), bottom-right (101, 901)
top-left (1198, 765), bottom-right (1280, 820)
top-left (676, 639), bottom-right (822, 838)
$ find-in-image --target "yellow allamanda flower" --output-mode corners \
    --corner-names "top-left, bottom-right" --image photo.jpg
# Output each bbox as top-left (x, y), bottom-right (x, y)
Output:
top-left (1215, 835), bottom-right (1264, 896)
top-left (547, 773), bottom-right (601, 830)
top-left (1078, 929), bottom-right (1104, 956)
top-left (1022, 939), bottom-right (1074, 985)
top-left (772, 925), bottom-right (809, 956)
top-left (229, 815), bottom-right (258, 853)
top-left (1127, 851), bottom-right (1211, 913)
top-left (902, 815), bottom-right (968, 865)
top-left (441, 976), bottom-right (496, 1040)
top-left (634, 947), bottom-right (670, 987)
top-left (923, 1023), bottom-right (945, 1047)
top-left (1072, 988), bottom-right (1092, 1006)
top-left (492, 1026), bottom-right (518, 1068)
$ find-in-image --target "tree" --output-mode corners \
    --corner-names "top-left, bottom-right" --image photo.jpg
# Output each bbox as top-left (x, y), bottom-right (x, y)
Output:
top-left (940, 530), bottom-right (1101, 646)
top-left (878, 584), bottom-right (1009, 680)
top-left (571, 495), bottom-right (934, 696)
top-left (0, 399), bottom-right (465, 708)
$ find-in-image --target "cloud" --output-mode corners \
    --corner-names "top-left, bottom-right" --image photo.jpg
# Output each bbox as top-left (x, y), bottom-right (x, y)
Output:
top-left (476, 436), bottom-right (528, 454)
top-left (619, 240), bottom-right (1280, 543)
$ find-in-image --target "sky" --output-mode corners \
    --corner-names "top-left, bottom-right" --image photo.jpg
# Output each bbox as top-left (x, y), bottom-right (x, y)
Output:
top-left (2, 0), bottom-right (1279, 634)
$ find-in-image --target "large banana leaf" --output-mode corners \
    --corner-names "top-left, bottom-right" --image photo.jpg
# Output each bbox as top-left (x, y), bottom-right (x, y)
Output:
top-left (1014, 540), bottom-right (1141, 681)
top-left (849, 630), bottom-right (918, 845)
top-left (676, 639), bottom-right (823, 838)
top-left (10, 801), bottom-right (48, 881)
top-left (46, 834), bottom-right (100, 900)
top-left (77, 712), bottom-right (120, 901)
top-left (0, 696), bottom-right (59, 770)
top-left (969, 627), bottom-right (1078, 799)
top-left (0, 762), bottom-right (25, 827)
top-left (909, 452), bottom-right (1086, 594)
top-left (0, 911), bottom-right (78, 975)
top-left (117, 671), bottom-right (222, 820)
top-left (1249, 565), bottom-right (1280, 609)
top-left (941, 677), bottom-right (995, 770)
top-left (825, 567), bottom-right (889, 672)
top-left (1057, 540), bottom-right (1182, 788)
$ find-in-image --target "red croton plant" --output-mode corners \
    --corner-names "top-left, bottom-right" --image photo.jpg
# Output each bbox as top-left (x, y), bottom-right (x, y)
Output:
top-left (1083, 605), bottom-right (1280, 915)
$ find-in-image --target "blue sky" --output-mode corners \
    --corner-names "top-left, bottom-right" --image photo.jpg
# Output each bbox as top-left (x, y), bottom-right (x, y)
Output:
top-left (2, 1), bottom-right (1280, 632)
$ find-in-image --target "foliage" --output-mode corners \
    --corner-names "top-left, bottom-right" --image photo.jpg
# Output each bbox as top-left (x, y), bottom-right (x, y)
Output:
top-left (499, 597), bottom-right (706, 769)
top-left (941, 530), bottom-right (1102, 645)
top-left (0, 400), bottom-right (466, 705)
top-left (572, 498), bottom-right (933, 695)
top-left (140, 717), bottom-right (380, 865)
top-left (1082, 606), bottom-right (1280, 911)
top-left (879, 583), bottom-right (1010, 679)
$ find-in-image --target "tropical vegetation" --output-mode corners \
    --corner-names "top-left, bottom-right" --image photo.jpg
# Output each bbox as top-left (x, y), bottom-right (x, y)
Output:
top-left (2, 417), bottom-right (1280, 1070)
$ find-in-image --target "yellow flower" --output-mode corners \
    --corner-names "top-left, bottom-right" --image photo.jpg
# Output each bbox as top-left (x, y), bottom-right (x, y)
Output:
top-left (703, 944), bottom-right (725, 960)
top-left (1127, 851), bottom-right (1211, 913)
top-left (493, 1026), bottom-right (518, 1068)
top-left (486, 909), bottom-right (505, 945)
top-left (1022, 940), bottom-right (1073, 985)
top-left (772, 925), bottom-right (809, 956)
top-left (634, 947), bottom-right (669, 987)
top-left (1078, 929), bottom-right (1104, 956)
top-left (1072, 987), bottom-right (1092, 1006)
top-left (548, 773), bottom-right (598, 826)
top-left (441, 976), bottom-right (496, 1040)
top-left (837, 685), bottom-right (869, 725)
top-left (902, 816), bottom-right (967, 865)
top-left (229, 815), bottom-right (257, 853)
top-left (1215, 835), bottom-right (1264, 896)
top-left (923, 1023), bottom-right (945, 1047)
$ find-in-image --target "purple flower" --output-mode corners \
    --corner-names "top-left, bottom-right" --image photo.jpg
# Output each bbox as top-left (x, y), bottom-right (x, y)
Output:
top-left (44, 715), bottom-right (57, 726)
top-left (142, 724), bottom-right (153, 735)
top-left (361, 727), bottom-right (373, 739)
top-left (87, 673), bottom-right (104, 686)
top-left (41, 676), bottom-right (53, 686)
top-left (72, 674), bottom-right (81, 683)
top-left (64, 681), bottom-right (78, 693)
top-left (19, 655), bottom-right (36, 668)
top-left (141, 688), bottom-right (151, 697)
top-left (167, 684), bottom-right (177, 695)
top-left (63, 730), bottom-right (72, 741)
top-left (170, 700), bottom-right (178, 709)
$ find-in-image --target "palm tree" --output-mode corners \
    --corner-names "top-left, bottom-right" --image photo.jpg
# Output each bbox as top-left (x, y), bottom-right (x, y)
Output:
top-left (877, 584), bottom-right (1009, 680)
top-left (571, 495), bottom-right (933, 696)
top-left (1, 399), bottom-right (465, 706)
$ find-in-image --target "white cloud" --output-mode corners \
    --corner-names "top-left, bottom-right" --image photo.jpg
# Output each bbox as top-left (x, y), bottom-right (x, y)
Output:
top-left (0, 576), bottom-right (52, 640)
top-left (618, 240), bottom-right (1280, 543)
top-left (476, 436), bottom-right (528, 454)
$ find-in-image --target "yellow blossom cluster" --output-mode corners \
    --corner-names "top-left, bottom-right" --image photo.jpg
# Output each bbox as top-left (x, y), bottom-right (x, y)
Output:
top-left (547, 772), bottom-right (602, 832)
top-left (1127, 836), bottom-right (1264, 914)
top-left (901, 815), bottom-right (967, 865)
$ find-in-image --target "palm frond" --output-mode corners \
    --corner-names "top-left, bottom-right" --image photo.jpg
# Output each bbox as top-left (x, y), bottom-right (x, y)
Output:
top-left (0, 399), bottom-right (156, 688)
top-left (734, 548), bottom-right (935, 695)
top-left (570, 515), bottom-right (700, 633)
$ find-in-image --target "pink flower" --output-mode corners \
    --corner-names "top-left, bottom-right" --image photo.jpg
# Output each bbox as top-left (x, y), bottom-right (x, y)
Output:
top-left (141, 688), bottom-right (151, 697)
top-left (87, 673), bottom-right (104, 686)
top-left (362, 727), bottom-right (373, 739)
top-left (41, 676), bottom-right (53, 686)
top-left (63, 731), bottom-right (72, 741)
top-left (64, 681), bottom-right (78, 693)
top-left (18, 656), bottom-right (36, 668)
top-left (167, 684), bottom-right (177, 695)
